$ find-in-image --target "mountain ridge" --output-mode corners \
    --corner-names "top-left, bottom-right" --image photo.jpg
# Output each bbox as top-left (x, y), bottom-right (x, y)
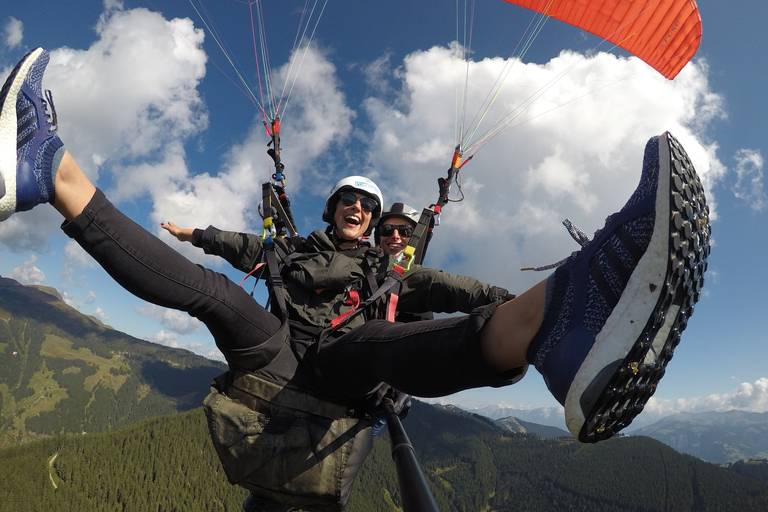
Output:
top-left (0, 276), bottom-right (226, 447)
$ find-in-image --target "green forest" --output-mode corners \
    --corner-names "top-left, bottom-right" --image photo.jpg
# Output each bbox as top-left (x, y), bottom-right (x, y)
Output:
top-left (3, 277), bottom-right (768, 511)
top-left (3, 403), bottom-right (768, 512)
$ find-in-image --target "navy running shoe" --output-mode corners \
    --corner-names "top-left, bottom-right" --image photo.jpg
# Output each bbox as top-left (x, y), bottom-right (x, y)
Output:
top-left (527, 132), bottom-right (710, 443)
top-left (0, 47), bottom-right (65, 221)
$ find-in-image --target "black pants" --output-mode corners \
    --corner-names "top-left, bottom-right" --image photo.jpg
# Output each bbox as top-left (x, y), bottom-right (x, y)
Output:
top-left (63, 190), bottom-right (518, 403)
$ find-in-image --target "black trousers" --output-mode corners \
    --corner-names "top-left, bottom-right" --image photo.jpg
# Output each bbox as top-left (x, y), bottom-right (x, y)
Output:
top-left (63, 190), bottom-right (518, 403)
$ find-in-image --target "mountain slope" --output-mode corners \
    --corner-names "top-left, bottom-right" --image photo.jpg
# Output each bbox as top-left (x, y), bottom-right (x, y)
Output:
top-left (3, 402), bottom-right (768, 512)
top-left (632, 410), bottom-right (768, 464)
top-left (0, 276), bottom-right (226, 447)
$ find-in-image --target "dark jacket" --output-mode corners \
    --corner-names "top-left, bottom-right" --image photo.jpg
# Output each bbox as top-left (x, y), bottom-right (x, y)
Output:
top-left (191, 226), bottom-right (511, 335)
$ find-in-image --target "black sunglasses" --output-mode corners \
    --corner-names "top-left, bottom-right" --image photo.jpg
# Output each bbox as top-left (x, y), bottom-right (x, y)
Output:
top-left (338, 191), bottom-right (378, 213)
top-left (379, 224), bottom-right (414, 238)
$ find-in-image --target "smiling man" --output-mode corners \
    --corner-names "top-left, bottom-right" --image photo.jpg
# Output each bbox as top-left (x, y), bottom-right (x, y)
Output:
top-left (376, 202), bottom-right (419, 257)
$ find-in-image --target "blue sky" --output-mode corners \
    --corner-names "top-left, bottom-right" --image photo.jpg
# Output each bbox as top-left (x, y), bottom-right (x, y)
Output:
top-left (1, 1), bottom-right (766, 427)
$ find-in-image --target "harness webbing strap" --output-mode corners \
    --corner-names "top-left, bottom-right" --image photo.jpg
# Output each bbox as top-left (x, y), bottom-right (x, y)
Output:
top-left (361, 258), bottom-right (380, 299)
top-left (386, 292), bottom-right (399, 322)
top-left (330, 289), bottom-right (361, 330)
top-left (327, 269), bottom-right (404, 331)
top-left (386, 263), bottom-right (405, 322)
top-left (265, 243), bottom-right (289, 318)
top-left (239, 262), bottom-right (266, 287)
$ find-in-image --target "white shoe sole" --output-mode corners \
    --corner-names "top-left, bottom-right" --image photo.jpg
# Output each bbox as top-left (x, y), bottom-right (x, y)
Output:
top-left (565, 132), bottom-right (709, 442)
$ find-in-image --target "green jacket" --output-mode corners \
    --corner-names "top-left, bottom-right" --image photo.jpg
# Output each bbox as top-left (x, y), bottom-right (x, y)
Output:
top-left (192, 226), bottom-right (511, 336)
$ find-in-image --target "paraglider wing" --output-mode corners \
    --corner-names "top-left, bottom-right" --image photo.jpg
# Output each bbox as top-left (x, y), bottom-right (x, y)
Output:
top-left (503, 0), bottom-right (701, 79)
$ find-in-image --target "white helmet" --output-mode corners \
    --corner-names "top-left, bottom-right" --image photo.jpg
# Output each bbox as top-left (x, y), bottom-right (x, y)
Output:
top-left (322, 176), bottom-right (384, 235)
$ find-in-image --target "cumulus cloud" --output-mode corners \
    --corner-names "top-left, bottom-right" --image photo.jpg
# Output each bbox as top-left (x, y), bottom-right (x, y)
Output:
top-left (91, 307), bottom-right (108, 323)
top-left (146, 330), bottom-right (181, 348)
top-left (61, 290), bottom-right (97, 310)
top-left (646, 378), bottom-right (768, 417)
top-left (359, 47), bottom-right (723, 288)
top-left (61, 241), bottom-right (96, 282)
top-left (0, 206), bottom-right (61, 252)
top-left (0, 5), bottom-right (209, 247)
top-left (731, 148), bottom-right (766, 212)
top-left (3, 16), bottom-right (23, 49)
top-left (50, 7), bottom-right (208, 186)
top-left (2, 4), bottom-right (723, 283)
top-left (10, 255), bottom-right (45, 285)
top-left (134, 303), bottom-right (202, 335)
top-left (145, 330), bottom-right (221, 360)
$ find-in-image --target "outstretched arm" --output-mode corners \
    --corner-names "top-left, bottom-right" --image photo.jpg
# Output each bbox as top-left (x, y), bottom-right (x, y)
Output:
top-left (161, 221), bottom-right (194, 242)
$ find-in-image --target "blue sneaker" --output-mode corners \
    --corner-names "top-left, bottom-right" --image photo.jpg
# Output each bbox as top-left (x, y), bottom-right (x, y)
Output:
top-left (528, 132), bottom-right (710, 443)
top-left (0, 47), bottom-right (65, 221)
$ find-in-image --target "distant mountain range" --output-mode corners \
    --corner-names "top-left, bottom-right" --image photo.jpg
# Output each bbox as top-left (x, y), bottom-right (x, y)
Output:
top-left (463, 403), bottom-right (768, 465)
top-left (632, 411), bottom-right (768, 464)
top-left (466, 401), bottom-right (661, 430)
top-left (468, 403), bottom-right (566, 427)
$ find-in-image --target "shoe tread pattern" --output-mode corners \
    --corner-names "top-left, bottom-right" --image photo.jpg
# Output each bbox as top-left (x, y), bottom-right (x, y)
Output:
top-left (580, 133), bottom-right (710, 443)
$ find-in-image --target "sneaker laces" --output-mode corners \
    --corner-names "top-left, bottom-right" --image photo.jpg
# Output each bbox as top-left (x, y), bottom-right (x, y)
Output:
top-left (521, 218), bottom-right (603, 272)
top-left (43, 89), bottom-right (58, 131)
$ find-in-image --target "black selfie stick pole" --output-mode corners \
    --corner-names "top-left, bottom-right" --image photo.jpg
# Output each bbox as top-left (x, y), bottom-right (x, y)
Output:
top-left (383, 398), bottom-right (441, 512)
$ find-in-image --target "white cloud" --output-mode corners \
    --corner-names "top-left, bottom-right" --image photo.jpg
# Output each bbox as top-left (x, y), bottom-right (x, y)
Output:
top-left (92, 307), bottom-right (108, 323)
top-left (731, 148), bottom-right (766, 212)
top-left (145, 330), bottom-right (220, 359)
top-left (0, 207), bottom-right (60, 252)
top-left (61, 240), bottom-right (95, 282)
top-left (0, 5), bottom-right (210, 247)
top-left (134, 303), bottom-right (202, 335)
top-left (149, 43), bottom-right (354, 262)
top-left (61, 289), bottom-right (97, 310)
top-left (359, 46), bottom-right (723, 289)
top-left (49, 8), bottom-right (208, 182)
top-left (146, 330), bottom-right (180, 348)
top-left (3, 6), bottom-right (724, 284)
top-left (10, 255), bottom-right (45, 285)
top-left (3, 17), bottom-right (23, 49)
top-left (646, 378), bottom-right (768, 417)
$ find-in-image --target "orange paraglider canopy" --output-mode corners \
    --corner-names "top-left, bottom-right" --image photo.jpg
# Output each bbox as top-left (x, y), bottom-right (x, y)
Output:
top-left (504, 0), bottom-right (701, 79)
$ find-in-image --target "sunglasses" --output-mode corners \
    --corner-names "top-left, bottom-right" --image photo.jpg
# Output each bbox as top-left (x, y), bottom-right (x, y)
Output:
top-left (379, 224), bottom-right (414, 238)
top-left (338, 191), bottom-right (378, 213)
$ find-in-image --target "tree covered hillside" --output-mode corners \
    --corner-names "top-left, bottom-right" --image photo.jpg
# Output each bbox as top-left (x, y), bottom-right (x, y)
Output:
top-left (3, 402), bottom-right (768, 512)
top-left (0, 276), bottom-right (226, 447)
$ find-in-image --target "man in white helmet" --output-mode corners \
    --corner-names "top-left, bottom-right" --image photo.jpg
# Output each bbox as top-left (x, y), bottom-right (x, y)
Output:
top-left (1, 48), bottom-right (710, 512)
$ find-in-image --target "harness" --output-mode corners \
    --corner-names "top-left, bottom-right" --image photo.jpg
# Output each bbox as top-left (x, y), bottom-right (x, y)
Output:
top-left (260, 236), bottom-right (403, 337)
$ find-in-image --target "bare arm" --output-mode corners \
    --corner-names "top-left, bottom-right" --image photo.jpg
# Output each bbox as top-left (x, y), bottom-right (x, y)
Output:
top-left (161, 221), bottom-right (194, 242)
